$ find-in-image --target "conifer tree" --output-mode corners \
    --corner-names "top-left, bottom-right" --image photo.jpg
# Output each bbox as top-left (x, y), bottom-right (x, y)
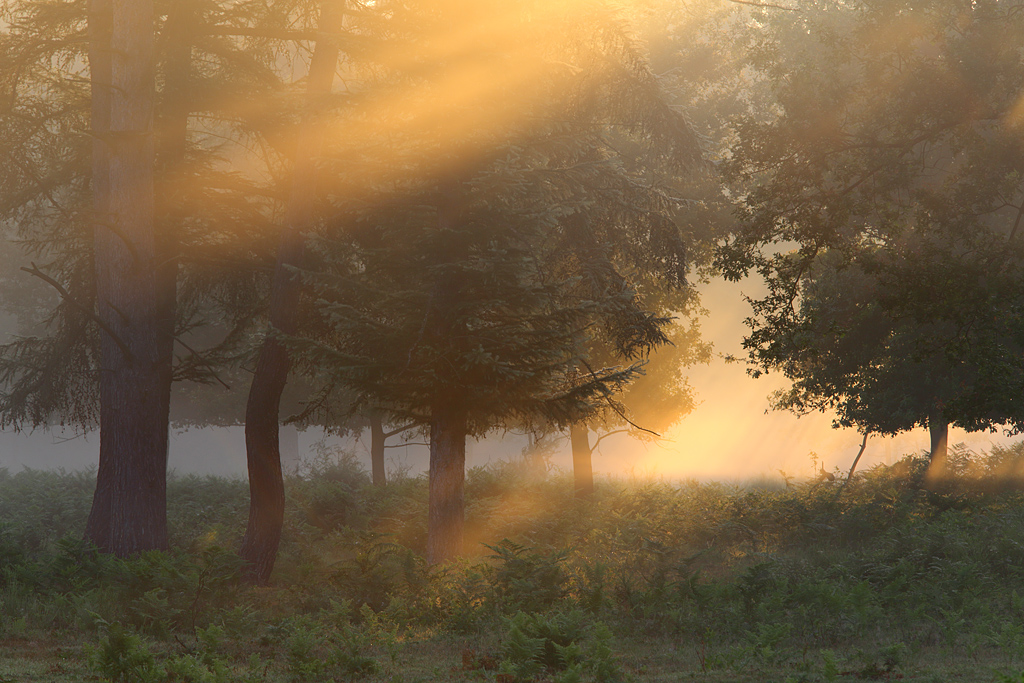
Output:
top-left (287, 0), bottom-right (707, 563)
top-left (0, 0), bottom-right (296, 553)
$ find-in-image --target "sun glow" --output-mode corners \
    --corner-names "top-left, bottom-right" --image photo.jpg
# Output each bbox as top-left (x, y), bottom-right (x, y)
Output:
top-left (269, 0), bottom-right (665, 196)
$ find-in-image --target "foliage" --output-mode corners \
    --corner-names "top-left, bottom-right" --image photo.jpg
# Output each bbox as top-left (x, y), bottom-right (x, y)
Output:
top-left (717, 0), bottom-right (1024, 440)
top-left (0, 0), bottom-right (292, 430)
top-left (287, 0), bottom-right (709, 439)
top-left (499, 609), bottom-right (626, 683)
top-left (87, 620), bottom-right (161, 683)
top-left (487, 539), bottom-right (569, 613)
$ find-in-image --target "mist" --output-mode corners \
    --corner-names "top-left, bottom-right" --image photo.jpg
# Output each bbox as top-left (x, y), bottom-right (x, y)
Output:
top-left (2, 275), bottom-right (1016, 482)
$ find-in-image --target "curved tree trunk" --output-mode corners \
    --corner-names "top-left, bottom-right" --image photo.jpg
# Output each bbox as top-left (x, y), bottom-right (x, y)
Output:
top-left (240, 1), bottom-right (343, 585)
top-left (370, 414), bottom-right (386, 488)
top-left (427, 409), bottom-right (467, 564)
top-left (240, 337), bottom-right (289, 583)
top-left (925, 411), bottom-right (949, 483)
top-left (570, 422), bottom-right (594, 498)
top-left (85, 0), bottom-right (169, 555)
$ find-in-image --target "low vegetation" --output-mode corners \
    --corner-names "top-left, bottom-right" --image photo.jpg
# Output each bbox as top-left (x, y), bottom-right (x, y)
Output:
top-left (5, 444), bottom-right (1024, 682)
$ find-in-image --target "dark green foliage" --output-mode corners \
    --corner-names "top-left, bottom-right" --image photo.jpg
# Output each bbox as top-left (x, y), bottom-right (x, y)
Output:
top-left (0, 0), bottom-right (291, 431)
top-left (499, 610), bottom-right (625, 683)
top-left (329, 533), bottom-right (427, 614)
top-left (717, 0), bottom-right (1024, 441)
top-left (88, 620), bottom-right (161, 683)
top-left (286, 0), bottom-right (709, 440)
top-left (283, 609), bottom-right (387, 682)
top-left (487, 540), bottom-right (569, 613)
top-left (289, 451), bottom-right (372, 532)
top-left (0, 467), bottom-right (94, 552)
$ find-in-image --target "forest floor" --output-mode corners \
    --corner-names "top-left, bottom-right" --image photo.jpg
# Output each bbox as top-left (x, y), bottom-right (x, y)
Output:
top-left (4, 444), bottom-right (1024, 682)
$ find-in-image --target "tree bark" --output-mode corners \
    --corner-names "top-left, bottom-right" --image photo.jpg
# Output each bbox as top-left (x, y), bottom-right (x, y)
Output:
top-left (926, 410), bottom-right (949, 483)
top-left (370, 414), bottom-right (386, 488)
top-left (240, 339), bottom-right (289, 583)
top-left (240, 0), bottom-right (343, 585)
top-left (422, 178), bottom-right (470, 564)
top-left (85, 0), bottom-right (169, 555)
top-left (427, 409), bottom-right (467, 564)
top-left (570, 422), bottom-right (594, 497)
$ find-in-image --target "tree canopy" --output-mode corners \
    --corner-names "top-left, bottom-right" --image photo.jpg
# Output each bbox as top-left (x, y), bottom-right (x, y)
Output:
top-left (717, 0), bottom-right (1024, 473)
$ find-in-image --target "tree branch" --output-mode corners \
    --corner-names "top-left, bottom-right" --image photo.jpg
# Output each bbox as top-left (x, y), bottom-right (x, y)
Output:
top-left (606, 399), bottom-right (660, 438)
top-left (200, 26), bottom-right (319, 41)
top-left (21, 263), bottom-right (133, 361)
top-left (844, 431), bottom-right (870, 484)
top-left (591, 428), bottom-right (632, 451)
top-left (171, 335), bottom-right (231, 390)
top-left (384, 422), bottom-right (416, 438)
top-left (94, 217), bottom-right (141, 265)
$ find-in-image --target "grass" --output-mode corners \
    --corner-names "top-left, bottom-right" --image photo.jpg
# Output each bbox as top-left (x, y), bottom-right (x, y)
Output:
top-left (4, 444), bottom-right (1024, 681)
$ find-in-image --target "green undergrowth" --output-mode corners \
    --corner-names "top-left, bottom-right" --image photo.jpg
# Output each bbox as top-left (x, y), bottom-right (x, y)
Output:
top-left (5, 444), bottom-right (1024, 681)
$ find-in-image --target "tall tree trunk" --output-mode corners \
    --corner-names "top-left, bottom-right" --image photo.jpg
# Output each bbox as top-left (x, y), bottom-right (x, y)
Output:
top-left (370, 414), bottom-right (386, 488)
top-left (926, 410), bottom-right (949, 483)
top-left (427, 409), bottom-right (466, 564)
top-left (83, 0), bottom-right (114, 547)
top-left (85, 0), bottom-right (168, 555)
top-left (570, 422), bottom-right (594, 497)
top-left (240, 1), bottom-right (343, 585)
top-left (423, 179), bottom-right (469, 564)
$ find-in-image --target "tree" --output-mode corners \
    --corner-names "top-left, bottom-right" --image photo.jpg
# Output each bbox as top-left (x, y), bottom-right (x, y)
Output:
top-left (294, 181), bottom-right (642, 563)
top-left (286, 0), bottom-right (705, 563)
top-left (554, 0), bottom-right (747, 498)
top-left (716, 0), bottom-right (1024, 479)
top-left (0, 0), bottom-right (300, 551)
top-left (569, 308), bottom-right (711, 497)
top-left (239, 0), bottom-right (345, 585)
top-left (764, 251), bottom-right (1024, 478)
top-left (79, 0), bottom-right (173, 554)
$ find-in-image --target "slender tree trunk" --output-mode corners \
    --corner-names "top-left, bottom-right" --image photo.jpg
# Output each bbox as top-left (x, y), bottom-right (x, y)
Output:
top-left (370, 414), bottom-right (386, 488)
top-left (844, 431), bottom-right (870, 484)
top-left (427, 409), bottom-right (467, 564)
top-left (570, 422), bottom-right (594, 497)
top-left (240, 1), bottom-right (342, 585)
top-left (85, 0), bottom-right (168, 555)
top-left (240, 340), bottom-right (288, 583)
top-left (926, 410), bottom-right (949, 483)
